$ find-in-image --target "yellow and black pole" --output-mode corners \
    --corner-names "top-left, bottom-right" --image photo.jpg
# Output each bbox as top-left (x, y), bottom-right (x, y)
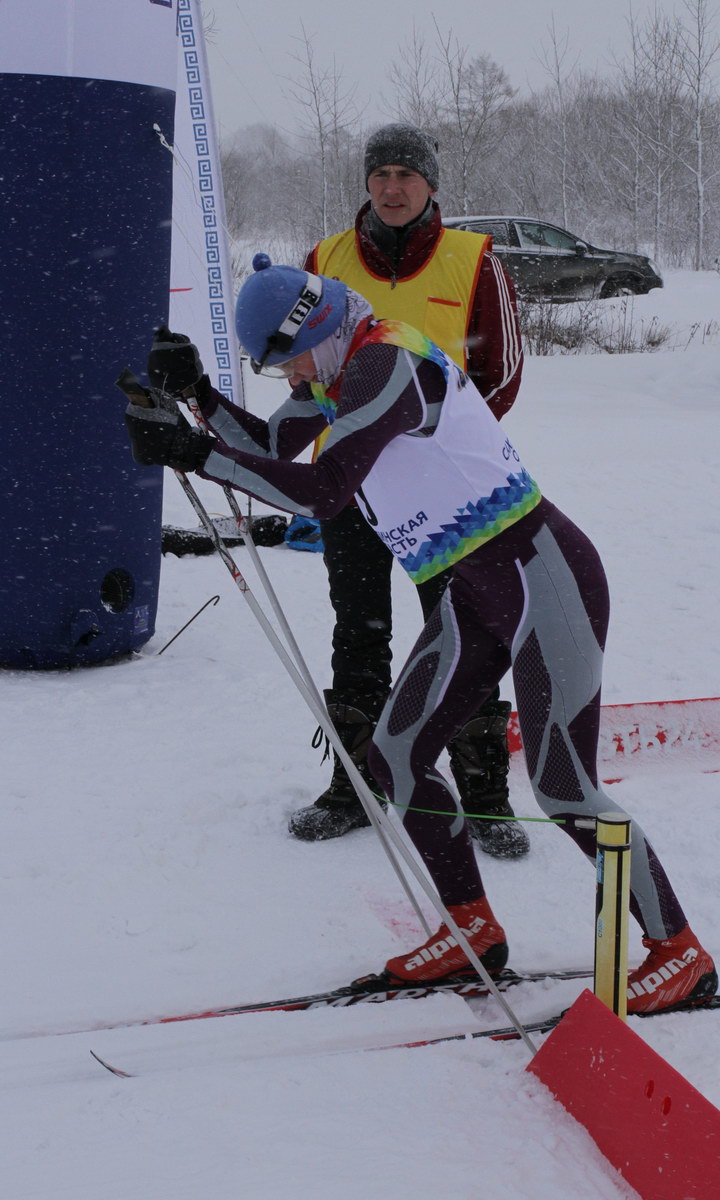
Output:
top-left (594, 813), bottom-right (632, 1020)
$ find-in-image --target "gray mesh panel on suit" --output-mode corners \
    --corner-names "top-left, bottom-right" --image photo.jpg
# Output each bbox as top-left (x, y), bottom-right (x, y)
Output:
top-left (511, 628), bottom-right (551, 777)
top-left (387, 653), bottom-right (441, 735)
top-left (538, 723), bottom-right (588, 804)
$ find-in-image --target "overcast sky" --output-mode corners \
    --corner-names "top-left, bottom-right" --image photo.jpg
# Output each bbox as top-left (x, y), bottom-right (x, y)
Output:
top-left (202, 0), bottom-right (709, 143)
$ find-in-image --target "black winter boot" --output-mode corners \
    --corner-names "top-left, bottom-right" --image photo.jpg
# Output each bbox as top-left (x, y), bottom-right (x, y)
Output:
top-left (448, 700), bottom-right (530, 860)
top-left (288, 690), bottom-right (386, 841)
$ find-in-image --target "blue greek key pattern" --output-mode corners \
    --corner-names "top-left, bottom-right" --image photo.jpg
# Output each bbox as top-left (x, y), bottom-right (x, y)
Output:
top-left (177, 0), bottom-right (236, 402)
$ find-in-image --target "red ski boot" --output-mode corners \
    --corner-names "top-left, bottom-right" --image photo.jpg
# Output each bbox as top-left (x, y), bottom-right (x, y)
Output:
top-left (385, 896), bottom-right (508, 983)
top-left (627, 924), bottom-right (717, 1014)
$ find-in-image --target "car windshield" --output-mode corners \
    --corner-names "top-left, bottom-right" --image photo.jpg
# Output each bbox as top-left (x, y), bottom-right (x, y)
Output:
top-left (515, 221), bottom-right (580, 251)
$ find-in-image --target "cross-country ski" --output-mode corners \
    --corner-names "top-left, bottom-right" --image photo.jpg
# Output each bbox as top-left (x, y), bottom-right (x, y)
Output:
top-left (88, 991), bottom-right (720, 1080)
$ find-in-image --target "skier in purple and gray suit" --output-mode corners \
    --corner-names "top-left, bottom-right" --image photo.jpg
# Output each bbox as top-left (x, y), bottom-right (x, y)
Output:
top-left (121, 257), bottom-right (716, 1015)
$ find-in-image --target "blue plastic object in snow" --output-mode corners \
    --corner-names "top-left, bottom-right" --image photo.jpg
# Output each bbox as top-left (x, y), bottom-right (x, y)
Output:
top-left (284, 516), bottom-right (325, 553)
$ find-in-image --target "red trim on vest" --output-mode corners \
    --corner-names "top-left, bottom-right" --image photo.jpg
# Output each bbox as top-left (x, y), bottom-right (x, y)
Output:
top-left (464, 242), bottom-right (488, 353)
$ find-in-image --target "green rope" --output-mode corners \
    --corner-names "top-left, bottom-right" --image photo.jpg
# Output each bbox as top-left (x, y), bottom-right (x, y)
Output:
top-left (369, 792), bottom-right (566, 825)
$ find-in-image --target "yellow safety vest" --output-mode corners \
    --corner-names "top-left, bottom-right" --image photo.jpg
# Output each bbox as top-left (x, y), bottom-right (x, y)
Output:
top-left (314, 225), bottom-right (489, 369)
top-left (312, 225), bottom-right (489, 457)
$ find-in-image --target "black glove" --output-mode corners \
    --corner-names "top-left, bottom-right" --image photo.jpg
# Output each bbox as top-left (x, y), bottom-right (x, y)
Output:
top-left (147, 326), bottom-right (206, 398)
top-left (124, 409), bottom-right (213, 471)
top-left (116, 368), bottom-right (214, 472)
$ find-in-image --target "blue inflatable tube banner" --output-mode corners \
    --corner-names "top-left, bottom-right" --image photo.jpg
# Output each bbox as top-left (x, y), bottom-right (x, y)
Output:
top-left (0, 0), bottom-right (177, 667)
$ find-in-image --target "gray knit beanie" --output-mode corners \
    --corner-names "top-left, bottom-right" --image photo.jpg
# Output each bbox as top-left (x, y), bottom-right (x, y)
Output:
top-left (364, 124), bottom-right (439, 191)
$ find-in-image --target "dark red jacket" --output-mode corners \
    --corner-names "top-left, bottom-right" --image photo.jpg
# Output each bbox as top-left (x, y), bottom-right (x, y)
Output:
top-left (305, 200), bottom-right (523, 420)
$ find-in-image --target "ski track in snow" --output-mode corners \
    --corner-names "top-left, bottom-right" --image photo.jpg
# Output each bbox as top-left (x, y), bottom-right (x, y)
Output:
top-left (2, 272), bottom-right (720, 1198)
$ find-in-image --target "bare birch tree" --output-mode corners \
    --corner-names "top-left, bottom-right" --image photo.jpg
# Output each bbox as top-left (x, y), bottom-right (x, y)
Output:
top-left (673, 0), bottom-right (720, 267)
top-left (384, 26), bottom-right (443, 129)
top-left (630, 9), bottom-right (684, 260)
top-left (537, 18), bottom-right (579, 228)
top-left (285, 24), bottom-right (363, 242)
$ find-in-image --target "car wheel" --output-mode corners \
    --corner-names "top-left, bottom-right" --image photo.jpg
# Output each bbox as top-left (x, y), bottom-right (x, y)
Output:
top-left (600, 275), bottom-right (640, 298)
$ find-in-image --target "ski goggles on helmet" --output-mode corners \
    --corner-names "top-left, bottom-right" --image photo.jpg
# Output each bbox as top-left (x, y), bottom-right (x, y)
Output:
top-left (250, 273), bottom-right (324, 377)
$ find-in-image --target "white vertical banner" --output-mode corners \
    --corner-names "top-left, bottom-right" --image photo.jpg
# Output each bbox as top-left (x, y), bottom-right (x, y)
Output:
top-left (170, 0), bottom-right (245, 406)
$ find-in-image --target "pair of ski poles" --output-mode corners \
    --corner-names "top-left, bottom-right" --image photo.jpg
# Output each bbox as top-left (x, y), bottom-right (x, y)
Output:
top-left (169, 397), bottom-right (536, 1052)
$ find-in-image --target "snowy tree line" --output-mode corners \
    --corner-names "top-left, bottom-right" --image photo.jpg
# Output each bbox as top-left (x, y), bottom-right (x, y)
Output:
top-left (220, 1), bottom-right (720, 274)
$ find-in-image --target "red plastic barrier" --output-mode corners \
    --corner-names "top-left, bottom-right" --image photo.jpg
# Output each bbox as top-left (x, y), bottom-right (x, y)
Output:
top-left (508, 695), bottom-right (720, 760)
top-left (527, 989), bottom-right (720, 1199)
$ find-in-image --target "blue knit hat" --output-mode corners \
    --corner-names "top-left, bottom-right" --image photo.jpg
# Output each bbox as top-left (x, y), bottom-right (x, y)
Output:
top-left (235, 253), bottom-right (348, 372)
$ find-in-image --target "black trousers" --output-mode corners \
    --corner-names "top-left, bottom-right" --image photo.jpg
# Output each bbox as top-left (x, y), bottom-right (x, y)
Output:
top-left (320, 504), bottom-right (499, 709)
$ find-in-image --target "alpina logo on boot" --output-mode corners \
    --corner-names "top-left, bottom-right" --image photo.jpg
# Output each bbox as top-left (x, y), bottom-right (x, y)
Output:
top-left (402, 915), bottom-right (487, 972)
top-left (627, 947), bottom-right (697, 999)
top-left (464, 916), bottom-right (488, 936)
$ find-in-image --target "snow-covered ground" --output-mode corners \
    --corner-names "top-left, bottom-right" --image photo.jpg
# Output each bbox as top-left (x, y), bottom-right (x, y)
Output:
top-left (2, 271), bottom-right (719, 1198)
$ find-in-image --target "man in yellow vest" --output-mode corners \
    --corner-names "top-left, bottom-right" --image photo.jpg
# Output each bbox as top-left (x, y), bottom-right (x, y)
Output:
top-left (289, 124), bottom-right (528, 858)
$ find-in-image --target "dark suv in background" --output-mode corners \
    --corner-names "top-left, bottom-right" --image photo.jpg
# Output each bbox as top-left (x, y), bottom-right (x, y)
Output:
top-left (442, 215), bottom-right (663, 302)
